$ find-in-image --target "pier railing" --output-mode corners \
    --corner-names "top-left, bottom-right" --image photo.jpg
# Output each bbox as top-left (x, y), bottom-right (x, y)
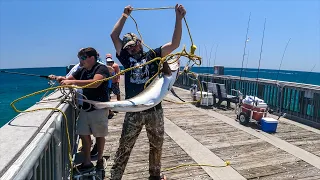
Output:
top-left (175, 73), bottom-right (320, 129)
top-left (0, 90), bottom-right (77, 180)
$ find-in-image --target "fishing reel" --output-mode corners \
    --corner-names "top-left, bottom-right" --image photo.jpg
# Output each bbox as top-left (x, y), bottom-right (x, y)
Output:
top-left (190, 44), bottom-right (197, 55)
top-left (48, 80), bottom-right (56, 86)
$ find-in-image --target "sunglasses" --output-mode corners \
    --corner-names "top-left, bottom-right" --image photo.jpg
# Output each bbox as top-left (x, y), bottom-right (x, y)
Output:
top-left (79, 56), bottom-right (87, 61)
top-left (125, 43), bottom-right (138, 50)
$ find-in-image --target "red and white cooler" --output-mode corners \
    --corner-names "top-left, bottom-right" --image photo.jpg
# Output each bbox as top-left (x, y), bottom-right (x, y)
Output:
top-left (241, 96), bottom-right (268, 121)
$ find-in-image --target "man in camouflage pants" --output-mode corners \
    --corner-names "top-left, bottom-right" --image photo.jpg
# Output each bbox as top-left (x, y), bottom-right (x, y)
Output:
top-left (109, 4), bottom-right (186, 180)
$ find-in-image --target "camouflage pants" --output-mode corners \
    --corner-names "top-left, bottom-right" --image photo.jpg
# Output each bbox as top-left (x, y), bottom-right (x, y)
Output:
top-left (110, 108), bottom-right (164, 180)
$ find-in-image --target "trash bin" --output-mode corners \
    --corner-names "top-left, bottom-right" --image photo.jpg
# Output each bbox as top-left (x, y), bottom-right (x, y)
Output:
top-left (213, 66), bottom-right (224, 75)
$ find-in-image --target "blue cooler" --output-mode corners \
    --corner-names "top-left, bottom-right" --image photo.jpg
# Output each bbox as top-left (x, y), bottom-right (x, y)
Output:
top-left (261, 118), bottom-right (278, 133)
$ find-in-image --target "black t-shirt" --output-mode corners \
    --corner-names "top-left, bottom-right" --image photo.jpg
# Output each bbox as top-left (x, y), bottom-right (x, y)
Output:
top-left (116, 47), bottom-right (161, 99)
top-left (72, 63), bottom-right (110, 111)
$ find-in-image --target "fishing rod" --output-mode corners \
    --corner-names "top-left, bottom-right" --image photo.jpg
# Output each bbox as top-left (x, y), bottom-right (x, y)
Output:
top-left (276, 38), bottom-right (291, 82)
top-left (239, 12), bottom-right (251, 81)
top-left (204, 44), bottom-right (209, 106)
top-left (213, 44), bottom-right (219, 67)
top-left (0, 70), bottom-right (49, 79)
top-left (243, 50), bottom-right (250, 78)
top-left (275, 38), bottom-right (291, 114)
top-left (277, 64), bottom-right (317, 121)
top-left (204, 43), bottom-right (214, 73)
top-left (207, 44), bottom-right (214, 106)
top-left (303, 64), bottom-right (317, 84)
top-left (255, 18), bottom-right (267, 97)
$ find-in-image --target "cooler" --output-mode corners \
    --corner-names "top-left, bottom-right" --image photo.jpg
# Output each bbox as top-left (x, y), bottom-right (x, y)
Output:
top-left (242, 96), bottom-right (268, 121)
top-left (261, 117), bottom-right (278, 133)
top-left (196, 91), bottom-right (214, 106)
top-left (242, 102), bottom-right (268, 121)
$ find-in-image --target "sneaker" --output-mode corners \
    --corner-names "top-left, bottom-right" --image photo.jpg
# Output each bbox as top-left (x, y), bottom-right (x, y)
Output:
top-left (149, 174), bottom-right (166, 180)
top-left (108, 113), bottom-right (114, 119)
top-left (90, 144), bottom-right (98, 157)
top-left (74, 162), bottom-right (94, 173)
top-left (96, 159), bottom-right (104, 170)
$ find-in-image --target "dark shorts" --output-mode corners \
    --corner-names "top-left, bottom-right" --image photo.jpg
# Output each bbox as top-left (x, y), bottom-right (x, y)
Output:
top-left (111, 82), bottom-right (120, 95)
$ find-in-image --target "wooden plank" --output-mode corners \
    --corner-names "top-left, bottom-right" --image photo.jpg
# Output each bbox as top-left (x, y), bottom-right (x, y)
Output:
top-left (164, 117), bottom-right (246, 180)
top-left (167, 87), bottom-right (320, 155)
top-left (102, 83), bottom-right (213, 179)
top-left (104, 76), bottom-right (320, 180)
top-left (162, 98), bottom-right (320, 179)
top-left (176, 97), bottom-right (320, 169)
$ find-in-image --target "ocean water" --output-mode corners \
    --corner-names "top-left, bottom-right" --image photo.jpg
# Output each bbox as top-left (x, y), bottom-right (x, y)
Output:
top-left (0, 67), bottom-right (66, 127)
top-left (191, 67), bottom-right (320, 85)
top-left (0, 66), bottom-right (319, 127)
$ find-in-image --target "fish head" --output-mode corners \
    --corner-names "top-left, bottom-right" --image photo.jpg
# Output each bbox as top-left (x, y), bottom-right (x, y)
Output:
top-left (167, 57), bottom-right (180, 72)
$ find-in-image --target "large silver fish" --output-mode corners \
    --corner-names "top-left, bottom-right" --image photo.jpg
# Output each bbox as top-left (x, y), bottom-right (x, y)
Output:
top-left (82, 58), bottom-right (180, 112)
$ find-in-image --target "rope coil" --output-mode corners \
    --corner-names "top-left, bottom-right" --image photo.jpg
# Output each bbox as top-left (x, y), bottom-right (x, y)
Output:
top-left (8, 6), bottom-right (226, 179)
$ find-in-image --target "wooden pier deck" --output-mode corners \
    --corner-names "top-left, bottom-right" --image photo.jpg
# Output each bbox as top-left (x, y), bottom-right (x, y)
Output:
top-left (99, 80), bottom-right (320, 180)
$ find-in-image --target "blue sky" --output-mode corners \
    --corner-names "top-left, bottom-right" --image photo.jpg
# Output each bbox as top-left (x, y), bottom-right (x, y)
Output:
top-left (0, 0), bottom-right (319, 72)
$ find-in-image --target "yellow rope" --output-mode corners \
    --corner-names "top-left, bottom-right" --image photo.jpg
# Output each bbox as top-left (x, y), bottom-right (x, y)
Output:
top-left (133, 6), bottom-right (175, 11)
top-left (10, 93), bottom-right (74, 179)
top-left (128, 10), bottom-right (203, 103)
top-left (9, 6), bottom-right (209, 178)
top-left (162, 161), bottom-right (231, 172)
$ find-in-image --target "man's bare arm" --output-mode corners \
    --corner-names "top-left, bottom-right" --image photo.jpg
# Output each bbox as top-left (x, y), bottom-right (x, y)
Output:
top-left (110, 5), bottom-right (133, 55)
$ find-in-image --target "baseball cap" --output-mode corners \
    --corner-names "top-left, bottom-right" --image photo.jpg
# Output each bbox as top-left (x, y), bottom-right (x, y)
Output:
top-left (122, 33), bottom-right (139, 49)
top-left (106, 58), bottom-right (114, 63)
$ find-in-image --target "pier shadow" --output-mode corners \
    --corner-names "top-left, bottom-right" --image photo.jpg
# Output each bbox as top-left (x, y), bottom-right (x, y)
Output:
top-left (7, 114), bottom-right (39, 128)
top-left (195, 103), bottom-right (235, 111)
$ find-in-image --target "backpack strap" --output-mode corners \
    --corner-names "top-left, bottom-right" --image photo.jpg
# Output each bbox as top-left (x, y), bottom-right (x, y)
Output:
top-left (80, 63), bottom-right (102, 79)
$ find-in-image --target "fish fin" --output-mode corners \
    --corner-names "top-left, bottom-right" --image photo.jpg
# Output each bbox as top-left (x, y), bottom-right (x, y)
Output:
top-left (81, 99), bottom-right (111, 109)
top-left (170, 88), bottom-right (185, 102)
